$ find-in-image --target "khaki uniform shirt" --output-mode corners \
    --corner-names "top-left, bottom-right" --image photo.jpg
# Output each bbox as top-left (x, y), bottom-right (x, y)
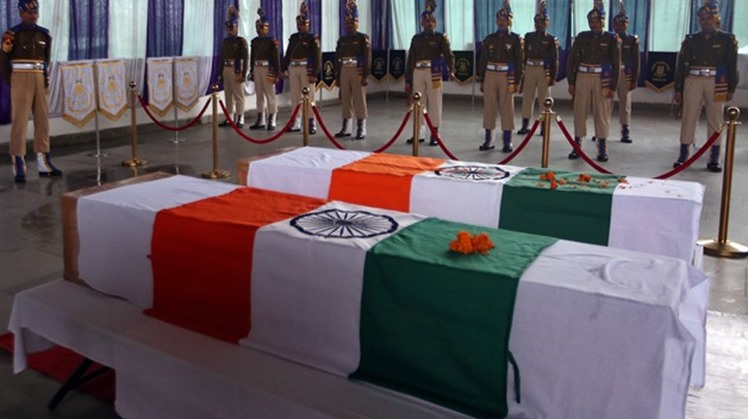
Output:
top-left (221, 36), bottom-right (249, 77)
top-left (335, 32), bottom-right (371, 79)
top-left (283, 32), bottom-right (322, 76)
top-left (405, 30), bottom-right (455, 84)
top-left (566, 31), bottom-right (620, 87)
top-left (674, 30), bottom-right (738, 94)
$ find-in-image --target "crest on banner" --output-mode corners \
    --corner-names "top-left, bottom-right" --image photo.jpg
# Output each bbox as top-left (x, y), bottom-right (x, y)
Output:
top-left (174, 58), bottom-right (199, 111)
top-left (61, 62), bottom-right (96, 127)
top-left (95, 60), bottom-right (127, 121)
top-left (147, 58), bottom-right (174, 117)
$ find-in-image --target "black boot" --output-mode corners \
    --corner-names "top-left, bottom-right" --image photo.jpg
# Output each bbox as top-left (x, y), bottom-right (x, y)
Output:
top-left (236, 114), bottom-right (245, 128)
top-left (707, 145), bottom-right (722, 173)
top-left (308, 118), bottom-right (317, 135)
top-left (37, 152), bottom-right (63, 177)
top-left (266, 114), bottom-right (276, 131)
top-left (429, 127), bottom-right (439, 146)
top-left (355, 119), bottom-right (367, 140)
top-left (538, 124), bottom-right (545, 137)
top-left (335, 119), bottom-right (351, 138)
top-left (249, 113), bottom-right (265, 130)
top-left (479, 130), bottom-right (494, 151)
top-left (501, 130), bottom-right (513, 153)
top-left (673, 144), bottom-right (690, 168)
top-left (568, 137), bottom-right (581, 159)
top-left (517, 118), bottom-right (529, 135)
top-left (621, 125), bottom-right (632, 143)
top-left (596, 138), bottom-right (609, 162)
top-left (12, 155), bottom-right (26, 183)
top-left (289, 117), bottom-right (302, 132)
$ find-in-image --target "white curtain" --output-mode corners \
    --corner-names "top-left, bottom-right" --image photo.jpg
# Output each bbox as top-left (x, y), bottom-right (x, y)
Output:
top-left (322, 0), bottom-right (339, 52)
top-left (283, 0), bottom-right (302, 51)
top-left (109, 0), bottom-right (148, 59)
top-left (239, 0), bottom-right (261, 40)
top-left (511, 2), bottom-right (536, 39)
top-left (650, 0), bottom-right (690, 52)
top-left (359, 0), bottom-right (371, 39)
top-left (571, 0), bottom-right (589, 36)
top-left (444, 0), bottom-right (474, 49)
top-left (735, 1), bottom-right (748, 47)
top-left (38, 0), bottom-right (69, 63)
top-left (391, 0), bottom-right (416, 50)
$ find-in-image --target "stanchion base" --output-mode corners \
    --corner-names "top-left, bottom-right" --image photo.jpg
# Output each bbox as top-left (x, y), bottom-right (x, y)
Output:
top-left (169, 137), bottom-right (187, 144)
top-left (698, 239), bottom-right (748, 258)
top-left (201, 169), bottom-right (231, 180)
top-left (122, 158), bottom-right (148, 168)
top-left (87, 151), bottom-right (109, 158)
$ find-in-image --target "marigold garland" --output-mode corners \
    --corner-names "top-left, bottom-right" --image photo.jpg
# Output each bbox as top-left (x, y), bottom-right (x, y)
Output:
top-left (449, 231), bottom-right (495, 255)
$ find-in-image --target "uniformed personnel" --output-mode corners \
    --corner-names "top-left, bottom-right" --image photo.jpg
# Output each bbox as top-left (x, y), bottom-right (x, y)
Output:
top-left (612, 0), bottom-right (640, 144)
top-left (477, 0), bottom-right (523, 152)
top-left (249, 8), bottom-right (281, 131)
top-left (1, 0), bottom-right (61, 183)
top-left (334, 0), bottom-right (371, 140)
top-left (566, 0), bottom-right (619, 162)
top-left (282, 0), bottom-right (321, 134)
top-left (405, 0), bottom-right (455, 146)
top-left (219, 6), bottom-right (249, 128)
top-left (673, 0), bottom-right (737, 173)
top-left (517, 0), bottom-right (558, 139)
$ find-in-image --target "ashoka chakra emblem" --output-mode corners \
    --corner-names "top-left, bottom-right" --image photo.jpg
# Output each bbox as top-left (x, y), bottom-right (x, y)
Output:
top-left (290, 209), bottom-right (399, 239)
top-left (435, 164), bottom-right (510, 180)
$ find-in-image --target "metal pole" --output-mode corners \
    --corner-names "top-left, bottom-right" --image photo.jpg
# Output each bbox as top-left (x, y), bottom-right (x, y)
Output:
top-left (699, 107), bottom-right (748, 257)
top-left (302, 86), bottom-right (310, 147)
top-left (412, 92), bottom-right (422, 157)
top-left (89, 63), bottom-right (107, 158)
top-left (201, 84), bottom-right (230, 179)
top-left (122, 81), bottom-right (148, 167)
top-left (541, 98), bottom-right (554, 168)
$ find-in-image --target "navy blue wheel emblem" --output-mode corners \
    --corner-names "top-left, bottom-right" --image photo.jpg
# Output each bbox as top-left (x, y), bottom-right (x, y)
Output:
top-left (290, 209), bottom-right (399, 239)
top-left (435, 164), bottom-right (510, 180)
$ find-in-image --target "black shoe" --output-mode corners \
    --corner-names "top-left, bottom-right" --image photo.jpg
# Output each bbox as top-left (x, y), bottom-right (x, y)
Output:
top-left (218, 120), bottom-right (229, 127)
top-left (39, 169), bottom-right (63, 177)
top-left (335, 131), bottom-right (351, 138)
top-left (428, 139), bottom-right (439, 146)
top-left (502, 144), bottom-right (513, 153)
top-left (673, 161), bottom-right (683, 169)
top-left (621, 136), bottom-right (632, 144)
top-left (14, 174), bottom-right (26, 183)
top-left (517, 127), bottom-right (529, 135)
top-left (289, 127), bottom-right (301, 133)
top-left (707, 162), bottom-right (722, 173)
top-left (538, 130), bottom-right (545, 137)
top-left (568, 150), bottom-right (579, 159)
top-left (236, 122), bottom-right (244, 128)
top-left (309, 127), bottom-right (317, 135)
top-left (406, 138), bottom-right (425, 144)
top-left (249, 123), bottom-right (265, 130)
top-left (355, 132), bottom-right (366, 140)
top-left (479, 143), bottom-right (495, 151)
top-left (596, 153), bottom-right (609, 162)
top-left (267, 124), bottom-right (276, 131)
top-left (591, 136), bottom-right (596, 142)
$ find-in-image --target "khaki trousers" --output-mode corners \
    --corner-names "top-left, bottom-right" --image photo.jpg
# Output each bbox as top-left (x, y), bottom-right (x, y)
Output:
top-left (412, 67), bottom-right (442, 128)
top-left (521, 66), bottom-right (550, 120)
top-left (339, 66), bottom-right (367, 119)
top-left (615, 70), bottom-right (632, 126)
top-left (483, 71), bottom-right (515, 131)
top-left (10, 72), bottom-right (49, 156)
top-left (253, 66), bottom-right (277, 114)
top-left (680, 77), bottom-right (724, 146)
top-left (223, 67), bottom-right (245, 117)
top-left (289, 66), bottom-right (316, 110)
top-left (573, 72), bottom-right (611, 139)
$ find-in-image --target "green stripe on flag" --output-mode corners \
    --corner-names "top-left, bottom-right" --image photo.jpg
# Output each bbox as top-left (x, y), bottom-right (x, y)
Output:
top-left (499, 168), bottom-right (621, 246)
top-left (351, 218), bottom-right (556, 418)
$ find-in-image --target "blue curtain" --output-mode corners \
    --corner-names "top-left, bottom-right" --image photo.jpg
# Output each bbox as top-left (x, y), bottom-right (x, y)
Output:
top-left (608, 0), bottom-right (650, 48)
top-left (310, 0), bottom-right (322, 40)
top-left (415, 0), bottom-right (444, 33)
top-left (371, 0), bottom-right (388, 49)
top-left (146, 0), bottom-right (184, 58)
top-left (339, 0), bottom-right (346, 37)
top-left (474, 0), bottom-right (500, 45)
top-left (690, 0), bottom-right (734, 33)
top-left (208, 0), bottom-right (238, 92)
top-left (69, 0), bottom-right (109, 60)
top-left (0, 0), bottom-right (21, 124)
top-left (549, 0), bottom-right (571, 50)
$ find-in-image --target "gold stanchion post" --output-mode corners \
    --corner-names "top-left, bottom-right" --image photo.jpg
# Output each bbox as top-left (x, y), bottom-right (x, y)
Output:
top-left (412, 92), bottom-right (422, 157)
top-left (698, 107), bottom-right (748, 258)
top-left (201, 85), bottom-right (231, 180)
top-left (122, 81), bottom-right (148, 167)
top-left (302, 87), bottom-right (310, 147)
top-left (541, 98), bottom-right (554, 168)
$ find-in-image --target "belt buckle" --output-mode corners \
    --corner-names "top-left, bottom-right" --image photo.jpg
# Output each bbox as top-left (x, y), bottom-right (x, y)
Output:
top-left (701, 69), bottom-right (712, 76)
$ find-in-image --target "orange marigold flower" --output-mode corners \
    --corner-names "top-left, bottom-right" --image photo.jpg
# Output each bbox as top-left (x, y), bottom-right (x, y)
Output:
top-left (539, 173), bottom-right (547, 181)
top-left (578, 173), bottom-right (592, 182)
top-left (550, 180), bottom-right (559, 189)
top-left (546, 171), bottom-right (556, 181)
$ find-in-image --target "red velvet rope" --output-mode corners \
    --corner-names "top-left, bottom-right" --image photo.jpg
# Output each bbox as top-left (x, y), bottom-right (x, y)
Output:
top-left (422, 111), bottom-right (460, 160)
top-left (311, 106), bottom-right (347, 150)
top-left (137, 95), bottom-right (211, 132)
top-left (219, 100), bottom-right (301, 144)
top-left (497, 118), bottom-right (541, 165)
top-left (373, 110), bottom-right (412, 153)
top-left (555, 116), bottom-right (613, 174)
top-left (653, 127), bottom-right (724, 179)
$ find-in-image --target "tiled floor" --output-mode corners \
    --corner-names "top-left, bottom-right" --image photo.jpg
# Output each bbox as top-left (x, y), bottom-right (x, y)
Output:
top-left (1, 95), bottom-right (747, 418)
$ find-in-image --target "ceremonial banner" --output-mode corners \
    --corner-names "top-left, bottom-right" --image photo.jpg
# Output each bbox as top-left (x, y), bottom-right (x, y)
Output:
top-left (453, 50), bottom-right (475, 85)
top-left (388, 50), bottom-right (406, 81)
top-left (61, 62), bottom-right (96, 127)
top-left (174, 57), bottom-right (200, 111)
top-left (319, 52), bottom-right (337, 90)
top-left (645, 52), bottom-right (677, 93)
top-left (146, 57), bottom-right (174, 117)
top-left (95, 59), bottom-right (128, 121)
top-left (370, 49), bottom-right (388, 81)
